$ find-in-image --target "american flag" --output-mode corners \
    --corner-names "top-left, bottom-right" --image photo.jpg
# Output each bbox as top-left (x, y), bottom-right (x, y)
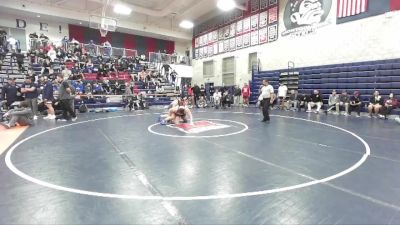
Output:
top-left (337, 0), bottom-right (368, 18)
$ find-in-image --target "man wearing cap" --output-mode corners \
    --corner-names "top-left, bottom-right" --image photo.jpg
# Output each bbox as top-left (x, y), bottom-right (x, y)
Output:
top-left (1, 78), bottom-right (19, 109)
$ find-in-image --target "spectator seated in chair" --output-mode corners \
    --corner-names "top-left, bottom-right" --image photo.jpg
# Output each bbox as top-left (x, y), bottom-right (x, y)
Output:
top-left (368, 90), bottom-right (384, 118)
top-left (307, 90), bottom-right (323, 113)
top-left (379, 93), bottom-right (398, 119)
top-left (349, 91), bottom-right (362, 117)
top-left (339, 90), bottom-right (350, 116)
top-left (325, 90), bottom-right (340, 114)
top-left (287, 90), bottom-right (299, 111)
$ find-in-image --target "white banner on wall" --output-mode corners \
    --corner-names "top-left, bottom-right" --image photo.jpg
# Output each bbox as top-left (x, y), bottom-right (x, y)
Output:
top-left (236, 20), bottom-right (243, 35)
top-left (251, 14), bottom-right (259, 31)
top-left (251, 30), bottom-right (259, 46)
top-left (259, 11), bottom-right (268, 28)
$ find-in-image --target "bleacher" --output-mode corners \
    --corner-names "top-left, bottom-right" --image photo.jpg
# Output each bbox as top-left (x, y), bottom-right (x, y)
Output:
top-left (0, 53), bottom-right (28, 96)
top-left (251, 58), bottom-right (400, 115)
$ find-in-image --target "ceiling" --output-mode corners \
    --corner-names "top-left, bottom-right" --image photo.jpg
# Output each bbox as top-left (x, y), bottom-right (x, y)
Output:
top-left (0, 0), bottom-right (225, 42)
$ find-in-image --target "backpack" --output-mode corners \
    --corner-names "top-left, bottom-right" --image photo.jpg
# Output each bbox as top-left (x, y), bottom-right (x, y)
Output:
top-left (79, 104), bottom-right (88, 113)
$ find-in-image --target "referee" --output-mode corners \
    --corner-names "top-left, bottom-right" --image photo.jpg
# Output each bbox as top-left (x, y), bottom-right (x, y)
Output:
top-left (258, 79), bottom-right (274, 122)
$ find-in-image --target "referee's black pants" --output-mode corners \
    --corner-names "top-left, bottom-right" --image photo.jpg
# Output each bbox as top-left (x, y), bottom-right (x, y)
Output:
top-left (262, 98), bottom-right (271, 121)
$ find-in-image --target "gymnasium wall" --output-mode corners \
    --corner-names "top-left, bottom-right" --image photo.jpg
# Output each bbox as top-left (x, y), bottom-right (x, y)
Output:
top-left (0, 13), bottom-right (69, 51)
top-left (191, 0), bottom-right (400, 86)
top-left (68, 24), bottom-right (175, 55)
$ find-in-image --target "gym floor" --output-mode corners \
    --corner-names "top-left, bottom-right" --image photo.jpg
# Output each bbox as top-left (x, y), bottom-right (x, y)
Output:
top-left (1, 108), bottom-right (400, 225)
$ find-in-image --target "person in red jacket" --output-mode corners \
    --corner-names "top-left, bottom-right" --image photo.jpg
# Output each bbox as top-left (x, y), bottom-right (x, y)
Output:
top-left (187, 84), bottom-right (194, 107)
top-left (380, 92), bottom-right (398, 119)
top-left (242, 83), bottom-right (250, 107)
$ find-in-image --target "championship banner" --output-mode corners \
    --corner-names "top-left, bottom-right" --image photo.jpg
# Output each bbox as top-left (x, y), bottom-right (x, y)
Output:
top-left (268, 6), bottom-right (278, 24)
top-left (251, 30), bottom-right (259, 46)
top-left (212, 31), bottom-right (218, 41)
top-left (243, 33), bottom-right (250, 47)
top-left (236, 20), bottom-right (243, 35)
top-left (229, 23), bottom-right (236, 38)
top-left (208, 32), bottom-right (213, 44)
top-left (219, 41), bottom-right (224, 53)
top-left (203, 46), bottom-right (208, 57)
top-left (236, 35), bottom-right (243, 49)
top-left (223, 25), bottom-right (230, 39)
top-left (208, 45), bottom-right (213, 57)
top-left (218, 28), bottom-right (224, 40)
top-left (259, 27), bottom-right (268, 44)
top-left (268, 24), bottom-right (278, 42)
top-left (195, 37), bottom-right (199, 48)
top-left (243, 17), bottom-right (251, 33)
top-left (229, 38), bottom-right (236, 51)
top-left (260, 0), bottom-right (268, 9)
top-left (251, 14), bottom-right (259, 30)
top-left (223, 40), bottom-right (230, 52)
top-left (213, 42), bottom-right (219, 55)
top-left (259, 11), bottom-right (268, 28)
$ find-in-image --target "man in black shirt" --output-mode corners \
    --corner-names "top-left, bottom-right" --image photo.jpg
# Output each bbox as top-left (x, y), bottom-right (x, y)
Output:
top-left (12, 49), bottom-right (25, 72)
top-left (192, 84), bottom-right (201, 108)
top-left (307, 90), bottom-right (323, 113)
top-left (349, 91), bottom-right (362, 117)
top-left (1, 78), bottom-right (19, 108)
top-left (21, 76), bottom-right (39, 120)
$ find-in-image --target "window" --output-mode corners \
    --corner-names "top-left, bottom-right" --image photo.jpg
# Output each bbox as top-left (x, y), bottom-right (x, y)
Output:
top-left (203, 61), bottom-right (214, 78)
top-left (222, 57), bottom-right (235, 85)
top-left (249, 52), bottom-right (258, 72)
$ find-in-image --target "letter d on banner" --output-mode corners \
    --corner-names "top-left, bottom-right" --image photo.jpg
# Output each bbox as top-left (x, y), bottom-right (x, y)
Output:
top-left (16, 19), bottom-right (26, 28)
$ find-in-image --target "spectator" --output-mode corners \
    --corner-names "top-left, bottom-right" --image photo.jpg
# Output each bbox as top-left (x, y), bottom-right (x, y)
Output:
top-left (12, 49), bottom-right (25, 72)
top-left (21, 76), bottom-right (39, 120)
top-left (56, 74), bottom-right (77, 121)
top-left (1, 101), bottom-right (33, 129)
top-left (349, 91), bottom-right (362, 117)
top-left (326, 90), bottom-right (340, 114)
top-left (287, 90), bottom-right (299, 111)
top-left (213, 89), bottom-right (222, 109)
top-left (47, 47), bottom-right (57, 62)
top-left (297, 92), bottom-right (309, 111)
top-left (61, 66), bottom-right (72, 80)
top-left (242, 83), bottom-right (250, 107)
top-left (40, 76), bottom-right (55, 120)
top-left (339, 90), bottom-right (350, 115)
top-left (368, 90), bottom-right (383, 118)
top-left (277, 83), bottom-right (288, 110)
top-left (234, 85), bottom-right (242, 106)
top-left (1, 78), bottom-right (19, 108)
top-left (307, 90), bottom-right (323, 113)
top-left (380, 93), bottom-right (398, 119)
top-left (192, 84), bottom-right (201, 108)
top-left (41, 58), bottom-right (51, 75)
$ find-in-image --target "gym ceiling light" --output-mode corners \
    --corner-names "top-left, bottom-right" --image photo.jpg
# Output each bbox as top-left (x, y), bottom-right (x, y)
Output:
top-left (217, 0), bottom-right (237, 11)
top-left (113, 4), bottom-right (132, 15)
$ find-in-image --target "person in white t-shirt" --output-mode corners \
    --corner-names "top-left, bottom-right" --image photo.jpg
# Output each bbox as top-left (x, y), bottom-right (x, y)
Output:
top-left (277, 83), bottom-right (288, 110)
top-left (258, 79), bottom-right (274, 122)
top-left (213, 89), bottom-right (222, 109)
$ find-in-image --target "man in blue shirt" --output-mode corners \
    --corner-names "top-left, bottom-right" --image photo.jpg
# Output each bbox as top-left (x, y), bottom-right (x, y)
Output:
top-left (21, 76), bottom-right (39, 120)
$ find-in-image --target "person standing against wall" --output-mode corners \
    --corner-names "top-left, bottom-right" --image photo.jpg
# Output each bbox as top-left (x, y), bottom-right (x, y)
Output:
top-left (258, 80), bottom-right (274, 122)
top-left (234, 85), bottom-right (242, 107)
top-left (192, 84), bottom-right (201, 108)
top-left (242, 83), bottom-right (250, 107)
